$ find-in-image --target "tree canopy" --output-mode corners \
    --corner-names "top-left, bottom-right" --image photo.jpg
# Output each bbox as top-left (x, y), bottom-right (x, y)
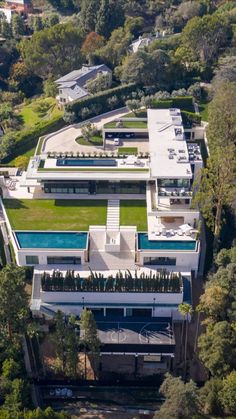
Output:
top-left (19, 23), bottom-right (84, 79)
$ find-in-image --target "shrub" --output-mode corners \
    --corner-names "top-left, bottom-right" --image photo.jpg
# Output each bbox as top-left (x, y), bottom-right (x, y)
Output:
top-left (2, 115), bottom-right (64, 163)
top-left (66, 83), bottom-right (138, 122)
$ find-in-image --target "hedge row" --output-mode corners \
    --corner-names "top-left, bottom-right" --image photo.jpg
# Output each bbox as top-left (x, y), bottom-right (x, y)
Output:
top-left (3, 115), bottom-right (65, 163)
top-left (151, 96), bottom-right (194, 113)
top-left (66, 83), bottom-right (138, 121)
top-left (181, 110), bottom-right (201, 128)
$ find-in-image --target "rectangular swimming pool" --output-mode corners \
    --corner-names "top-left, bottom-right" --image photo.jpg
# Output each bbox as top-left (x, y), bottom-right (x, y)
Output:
top-left (57, 158), bottom-right (117, 167)
top-left (15, 231), bottom-right (88, 249)
top-left (138, 233), bottom-right (196, 251)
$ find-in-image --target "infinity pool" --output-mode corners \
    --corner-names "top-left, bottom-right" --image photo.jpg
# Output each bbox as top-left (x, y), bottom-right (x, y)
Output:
top-left (15, 232), bottom-right (88, 249)
top-left (138, 233), bottom-right (196, 251)
top-left (57, 158), bottom-right (117, 167)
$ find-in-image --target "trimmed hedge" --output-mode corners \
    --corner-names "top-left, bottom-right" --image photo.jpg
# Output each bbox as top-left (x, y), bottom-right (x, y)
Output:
top-left (151, 96), bottom-right (195, 113)
top-left (3, 115), bottom-right (65, 163)
top-left (181, 111), bottom-right (201, 128)
top-left (66, 83), bottom-right (138, 121)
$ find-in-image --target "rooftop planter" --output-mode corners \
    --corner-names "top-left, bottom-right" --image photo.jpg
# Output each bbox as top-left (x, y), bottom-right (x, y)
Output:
top-left (41, 269), bottom-right (183, 293)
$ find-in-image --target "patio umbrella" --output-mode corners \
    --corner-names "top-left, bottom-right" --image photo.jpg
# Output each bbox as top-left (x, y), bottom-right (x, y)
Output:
top-left (179, 223), bottom-right (192, 233)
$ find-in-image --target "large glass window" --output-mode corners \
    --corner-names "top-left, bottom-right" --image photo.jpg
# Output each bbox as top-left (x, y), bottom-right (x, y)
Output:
top-left (26, 255), bottom-right (39, 265)
top-left (143, 257), bottom-right (176, 266)
top-left (159, 179), bottom-right (190, 188)
top-left (44, 182), bottom-right (89, 194)
top-left (96, 181), bottom-right (146, 194)
top-left (47, 256), bottom-right (81, 265)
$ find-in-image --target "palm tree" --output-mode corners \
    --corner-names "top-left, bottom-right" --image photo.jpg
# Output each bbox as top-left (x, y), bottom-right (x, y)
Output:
top-left (178, 303), bottom-right (193, 380)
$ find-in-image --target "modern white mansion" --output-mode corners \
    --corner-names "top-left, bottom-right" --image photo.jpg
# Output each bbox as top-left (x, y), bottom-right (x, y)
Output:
top-left (1, 107), bottom-right (205, 374)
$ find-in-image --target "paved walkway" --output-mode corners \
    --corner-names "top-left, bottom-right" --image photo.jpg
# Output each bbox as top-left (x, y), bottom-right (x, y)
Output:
top-left (43, 107), bottom-right (129, 153)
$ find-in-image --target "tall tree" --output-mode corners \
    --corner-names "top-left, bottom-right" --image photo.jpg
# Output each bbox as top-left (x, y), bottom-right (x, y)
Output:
top-left (80, 309), bottom-right (100, 379)
top-left (220, 371), bottom-right (236, 415)
top-left (11, 14), bottom-right (25, 38)
top-left (54, 311), bottom-right (68, 373)
top-left (80, 0), bottom-right (101, 33)
top-left (198, 321), bottom-right (236, 377)
top-left (193, 146), bottom-right (235, 246)
top-left (95, 0), bottom-right (125, 39)
top-left (177, 13), bottom-right (231, 70)
top-left (207, 81), bottom-right (236, 149)
top-left (81, 32), bottom-right (105, 63)
top-left (0, 264), bottom-right (28, 340)
top-left (154, 373), bottom-right (200, 419)
top-left (178, 303), bottom-right (192, 379)
top-left (19, 23), bottom-right (84, 79)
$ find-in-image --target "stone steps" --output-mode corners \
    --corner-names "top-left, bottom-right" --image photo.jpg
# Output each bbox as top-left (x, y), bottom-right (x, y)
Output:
top-left (107, 199), bottom-right (120, 230)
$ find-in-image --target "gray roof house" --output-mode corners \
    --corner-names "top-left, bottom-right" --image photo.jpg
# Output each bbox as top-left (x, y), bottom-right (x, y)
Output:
top-left (55, 64), bottom-right (112, 105)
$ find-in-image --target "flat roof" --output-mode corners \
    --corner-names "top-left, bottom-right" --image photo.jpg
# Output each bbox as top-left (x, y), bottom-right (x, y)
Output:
top-left (148, 108), bottom-right (192, 179)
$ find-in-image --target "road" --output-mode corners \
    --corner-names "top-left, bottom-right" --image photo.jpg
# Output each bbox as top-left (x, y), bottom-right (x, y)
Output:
top-left (43, 107), bottom-right (129, 153)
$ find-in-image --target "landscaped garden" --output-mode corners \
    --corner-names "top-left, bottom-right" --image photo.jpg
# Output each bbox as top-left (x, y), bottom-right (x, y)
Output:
top-left (118, 147), bottom-right (138, 155)
top-left (104, 120), bottom-right (148, 129)
top-left (7, 98), bottom-right (64, 165)
top-left (3, 199), bottom-right (107, 231)
top-left (76, 135), bottom-right (103, 146)
top-left (120, 200), bottom-right (147, 231)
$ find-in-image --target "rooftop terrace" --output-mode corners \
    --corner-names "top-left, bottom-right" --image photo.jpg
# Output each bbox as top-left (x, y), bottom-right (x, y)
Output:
top-left (148, 108), bottom-right (192, 179)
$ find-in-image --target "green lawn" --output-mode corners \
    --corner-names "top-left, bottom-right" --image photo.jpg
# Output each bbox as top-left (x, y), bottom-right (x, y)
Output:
top-left (20, 98), bottom-right (62, 128)
top-left (104, 120), bottom-right (147, 129)
top-left (3, 199), bottom-right (107, 231)
top-left (120, 200), bottom-right (147, 231)
top-left (76, 135), bottom-right (103, 146)
top-left (118, 147), bottom-right (138, 155)
top-left (199, 100), bottom-right (209, 122)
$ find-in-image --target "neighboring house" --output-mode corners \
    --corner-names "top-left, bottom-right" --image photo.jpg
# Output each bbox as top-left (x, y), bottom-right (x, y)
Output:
top-left (130, 31), bottom-right (170, 53)
top-left (0, 8), bottom-right (16, 22)
top-left (55, 64), bottom-right (112, 106)
top-left (4, 0), bottom-right (32, 12)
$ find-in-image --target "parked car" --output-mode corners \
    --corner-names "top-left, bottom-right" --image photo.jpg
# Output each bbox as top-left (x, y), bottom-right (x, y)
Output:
top-left (114, 138), bottom-right (120, 145)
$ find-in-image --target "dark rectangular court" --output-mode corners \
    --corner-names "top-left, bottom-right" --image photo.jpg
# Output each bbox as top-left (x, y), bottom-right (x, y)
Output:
top-left (96, 317), bottom-right (175, 355)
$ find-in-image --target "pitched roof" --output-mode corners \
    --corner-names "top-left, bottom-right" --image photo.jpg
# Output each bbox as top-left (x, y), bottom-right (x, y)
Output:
top-left (55, 64), bottom-right (111, 87)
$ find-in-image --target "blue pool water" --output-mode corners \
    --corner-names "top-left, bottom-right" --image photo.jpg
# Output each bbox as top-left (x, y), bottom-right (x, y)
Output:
top-left (15, 232), bottom-right (88, 249)
top-left (138, 233), bottom-right (196, 251)
top-left (57, 158), bottom-right (117, 167)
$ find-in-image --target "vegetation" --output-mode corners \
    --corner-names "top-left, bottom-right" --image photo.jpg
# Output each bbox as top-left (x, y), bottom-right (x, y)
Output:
top-left (79, 309), bottom-right (101, 379)
top-left (118, 147), bottom-right (138, 155)
top-left (3, 199), bottom-right (107, 231)
top-left (120, 200), bottom-right (147, 231)
top-left (66, 83), bottom-right (137, 122)
top-left (104, 120), bottom-right (147, 128)
top-left (41, 269), bottom-right (183, 293)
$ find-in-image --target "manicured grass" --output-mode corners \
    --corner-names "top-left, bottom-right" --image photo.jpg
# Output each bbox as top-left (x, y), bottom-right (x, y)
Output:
top-left (104, 120), bottom-right (147, 129)
top-left (199, 100), bottom-right (209, 121)
top-left (76, 135), bottom-right (103, 146)
top-left (120, 200), bottom-right (147, 231)
top-left (20, 98), bottom-right (62, 128)
top-left (118, 147), bottom-right (138, 155)
top-left (3, 199), bottom-right (107, 231)
top-left (38, 168), bottom-right (149, 172)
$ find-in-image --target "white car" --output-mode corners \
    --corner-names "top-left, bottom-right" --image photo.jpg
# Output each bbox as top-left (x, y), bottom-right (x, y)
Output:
top-left (114, 138), bottom-right (120, 146)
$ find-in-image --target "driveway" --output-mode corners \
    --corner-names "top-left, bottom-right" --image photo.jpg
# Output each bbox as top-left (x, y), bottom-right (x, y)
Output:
top-left (43, 108), bottom-right (129, 153)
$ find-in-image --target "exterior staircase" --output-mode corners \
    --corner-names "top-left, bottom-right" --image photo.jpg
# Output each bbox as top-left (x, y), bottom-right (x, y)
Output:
top-left (106, 199), bottom-right (120, 230)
